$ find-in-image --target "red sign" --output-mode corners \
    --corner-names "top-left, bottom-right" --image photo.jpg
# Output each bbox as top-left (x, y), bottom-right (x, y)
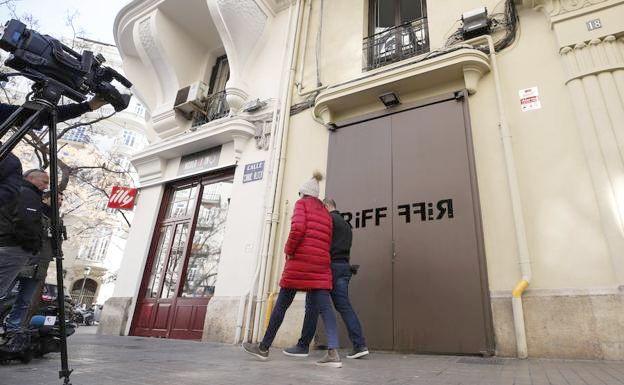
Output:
top-left (108, 186), bottom-right (138, 210)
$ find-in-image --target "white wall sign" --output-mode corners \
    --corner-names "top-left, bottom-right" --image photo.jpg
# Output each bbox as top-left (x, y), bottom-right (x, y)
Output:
top-left (519, 87), bottom-right (542, 112)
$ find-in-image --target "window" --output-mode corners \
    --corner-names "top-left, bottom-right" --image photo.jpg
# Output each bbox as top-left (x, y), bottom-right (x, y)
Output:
top-left (134, 103), bottom-right (145, 118)
top-left (364, 0), bottom-right (429, 71)
top-left (63, 126), bottom-right (89, 143)
top-left (192, 56), bottom-right (230, 127)
top-left (121, 129), bottom-right (137, 147)
top-left (371, 0), bottom-right (426, 34)
top-left (79, 234), bottom-right (112, 262)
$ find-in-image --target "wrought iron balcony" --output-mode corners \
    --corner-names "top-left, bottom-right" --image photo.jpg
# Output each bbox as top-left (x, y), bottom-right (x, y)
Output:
top-left (192, 90), bottom-right (230, 127)
top-left (363, 18), bottom-right (430, 71)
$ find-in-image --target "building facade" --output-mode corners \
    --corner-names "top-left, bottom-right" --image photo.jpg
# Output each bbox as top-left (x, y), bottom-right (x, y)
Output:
top-left (101, 0), bottom-right (624, 360)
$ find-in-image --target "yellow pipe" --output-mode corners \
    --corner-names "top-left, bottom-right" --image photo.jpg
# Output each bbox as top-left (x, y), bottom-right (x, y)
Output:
top-left (263, 291), bottom-right (278, 331)
top-left (512, 279), bottom-right (529, 298)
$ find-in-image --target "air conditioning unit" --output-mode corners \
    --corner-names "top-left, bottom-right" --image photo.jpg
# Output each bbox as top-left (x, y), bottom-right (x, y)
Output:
top-left (174, 81), bottom-right (209, 119)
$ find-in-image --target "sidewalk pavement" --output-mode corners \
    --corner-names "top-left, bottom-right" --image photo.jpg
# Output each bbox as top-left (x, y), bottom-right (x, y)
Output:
top-left (1, 334), bottom-right (623, 385)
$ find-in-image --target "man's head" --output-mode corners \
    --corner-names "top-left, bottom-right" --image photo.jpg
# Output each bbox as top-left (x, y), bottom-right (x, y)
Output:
top-left (323, 198), bottom-right (336, 211)
top-left (24, 169), bottom-right (49, 192)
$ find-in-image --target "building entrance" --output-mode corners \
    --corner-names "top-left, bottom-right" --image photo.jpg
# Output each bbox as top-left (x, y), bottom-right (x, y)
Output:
top-left (326, 95), bottom-right (494, 354)
top-left (131, 170), bottom-right (233, 340)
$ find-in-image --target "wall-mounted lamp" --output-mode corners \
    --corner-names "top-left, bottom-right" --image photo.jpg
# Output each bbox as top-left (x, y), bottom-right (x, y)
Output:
top-left (379, 92), bottom-right (401, 108)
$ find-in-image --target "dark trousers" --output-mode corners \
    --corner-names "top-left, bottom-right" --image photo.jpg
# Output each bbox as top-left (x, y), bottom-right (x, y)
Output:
top-left (260, 287), bottom-right (339, 350)
top-left (0, 246), bottom-right (30, 300)
top-left (297, 261), bottom-right (366, 349)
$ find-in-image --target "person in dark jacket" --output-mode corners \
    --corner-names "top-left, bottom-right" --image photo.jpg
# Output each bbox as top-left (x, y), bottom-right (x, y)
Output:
top-left (3, 187), bottom-right (62, 339)
top-left (0, 169), bottom-right (48, 298)
top-left (284, 198), bottom-right (369, 359)
top-left (243, 172), bottom-right (342, 368)
top-left (0, 97), bottom-right (108, 206)
top-left (0, 169), bottom-right (48, 353)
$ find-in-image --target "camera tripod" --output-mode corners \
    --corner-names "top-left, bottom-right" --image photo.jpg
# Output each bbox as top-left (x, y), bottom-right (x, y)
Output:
top-left (0, 77), bottom-right (82, 385)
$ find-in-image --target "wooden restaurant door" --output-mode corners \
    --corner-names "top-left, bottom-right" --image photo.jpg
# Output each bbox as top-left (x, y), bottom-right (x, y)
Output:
top-left (131, 171), bottom-right (233, 340)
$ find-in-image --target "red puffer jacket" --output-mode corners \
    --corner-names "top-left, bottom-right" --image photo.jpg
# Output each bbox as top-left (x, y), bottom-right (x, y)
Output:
top-left (280, 196), bottom-right (333, 290)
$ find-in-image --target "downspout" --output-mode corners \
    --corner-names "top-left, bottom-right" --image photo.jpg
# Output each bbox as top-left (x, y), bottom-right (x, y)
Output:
top-left (462, 35), bottom-right (532, 359)
top-left (234, 1), bottom-right (301, 344)
top-left (296, 0), bottom-right (328, 97)
top-left (251, 0), bottom-right (305, 343)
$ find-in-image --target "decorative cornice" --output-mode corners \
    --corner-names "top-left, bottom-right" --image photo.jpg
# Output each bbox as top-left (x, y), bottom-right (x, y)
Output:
top-left (523, 0), bottom-right (608, 17)
top-left (313, 49), bottom-right (490, 125)
top-left (559, 35), bottom-right (624, 82)
top-left (132, 118), bottom-right (256, 163)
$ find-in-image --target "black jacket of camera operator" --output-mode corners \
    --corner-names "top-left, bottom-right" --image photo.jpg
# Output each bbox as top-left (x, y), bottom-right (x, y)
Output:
top-left (0, 179), bottom-right (44, 254)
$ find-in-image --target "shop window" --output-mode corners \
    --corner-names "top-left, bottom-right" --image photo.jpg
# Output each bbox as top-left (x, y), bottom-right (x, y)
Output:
top-left (364, 0), bottom-right (429, 71)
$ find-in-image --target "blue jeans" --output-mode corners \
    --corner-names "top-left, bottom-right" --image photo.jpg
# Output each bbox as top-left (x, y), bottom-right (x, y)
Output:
top-left (260, 288), bottom-right (339, 350)
top-left (298, 261), bottom-right (366, 349)
top-left (5, 276), bottom-right (39, 332)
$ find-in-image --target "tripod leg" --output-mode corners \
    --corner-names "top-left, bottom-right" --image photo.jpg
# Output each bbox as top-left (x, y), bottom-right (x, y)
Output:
top-left (0, 106), bottom-right (28, 139)
top-left (0, 109), bottom-right (45, 162)
top-left (47, 109), bottom-right (73, 385)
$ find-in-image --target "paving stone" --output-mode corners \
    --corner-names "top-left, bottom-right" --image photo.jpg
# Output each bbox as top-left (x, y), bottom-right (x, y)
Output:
top-left (0, 334), bottom-right (623, 385)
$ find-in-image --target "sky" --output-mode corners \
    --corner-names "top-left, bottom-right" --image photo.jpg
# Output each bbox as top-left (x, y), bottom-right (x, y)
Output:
top-left (0, 0), bottom-right (130, 44)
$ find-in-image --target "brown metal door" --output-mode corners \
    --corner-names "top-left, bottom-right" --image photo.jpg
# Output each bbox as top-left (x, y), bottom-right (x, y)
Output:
top-left (326, 117), bottom-right (394, 350)
top-left (391, 99), bottom-right (493, 354)
top-left (326, 95), bottom-right (493, 354)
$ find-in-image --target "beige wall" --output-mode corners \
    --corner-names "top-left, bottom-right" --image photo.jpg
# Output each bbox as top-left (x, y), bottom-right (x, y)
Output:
top-left (281, 0), bottom-right (621, 295)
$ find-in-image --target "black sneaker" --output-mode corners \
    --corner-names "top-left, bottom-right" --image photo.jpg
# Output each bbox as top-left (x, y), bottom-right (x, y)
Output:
top-left (316, 349), bottom-right (342, 368)
top-left (346, 346), bottom-right (369, 359)
top-left (283, 345), bottom-right (309, 357)
top-left (242, 342), bottom-right (269, 361)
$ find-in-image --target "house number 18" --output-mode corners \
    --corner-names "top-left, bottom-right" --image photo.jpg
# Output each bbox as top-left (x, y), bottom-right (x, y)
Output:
top-left (586, 19), bottom-right (602, 31)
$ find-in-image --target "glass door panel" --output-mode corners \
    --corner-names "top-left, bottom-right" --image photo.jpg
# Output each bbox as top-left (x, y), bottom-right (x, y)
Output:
top-left (161, 223), bottom-right (190, 299)
top-left (145, 225), bottom-right (174, 298)
top-left (181, 181), bottom-right (233, 298)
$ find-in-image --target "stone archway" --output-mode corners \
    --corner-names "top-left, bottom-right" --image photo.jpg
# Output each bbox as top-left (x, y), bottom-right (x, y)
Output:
top-left (71, 278), bottom-right (99, 307)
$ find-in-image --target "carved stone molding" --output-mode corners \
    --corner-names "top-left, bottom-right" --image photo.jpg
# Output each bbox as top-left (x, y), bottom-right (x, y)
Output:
top-left (559, 35), bottom-right (624, 81)
top-left (523, 0), bottom-right (608, 16)
top-left (313, 49), bottom-right (490, 125)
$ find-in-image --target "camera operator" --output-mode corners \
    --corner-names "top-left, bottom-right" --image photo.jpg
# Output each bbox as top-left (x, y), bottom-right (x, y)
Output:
top-left (1, 187), bottom-right (65, 353)
top-left (0, 169), bottom-right (49, 352)
top-left (0, 96), bottom-right (108, 206)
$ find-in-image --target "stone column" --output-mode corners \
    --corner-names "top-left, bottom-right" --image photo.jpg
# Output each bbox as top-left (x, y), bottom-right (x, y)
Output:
top-left (560, 36), bottom-right (624, 284)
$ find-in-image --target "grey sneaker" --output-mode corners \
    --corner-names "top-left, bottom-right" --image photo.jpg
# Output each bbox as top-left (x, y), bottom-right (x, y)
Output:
top-left (242, 342), bottom-right (269, 361)
top-left (347, 346), bottom-right (369, 359)
top-left (316, 348), bottom-right (342, 368)
top-left (283, 345), bottom-right (309, 357)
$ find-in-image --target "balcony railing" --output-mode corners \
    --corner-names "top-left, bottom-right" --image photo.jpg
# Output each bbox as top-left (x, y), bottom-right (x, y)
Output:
top-left (363, 18), bottom-right (430, 71)
top-left (192, 90), bottom-right (230, 127)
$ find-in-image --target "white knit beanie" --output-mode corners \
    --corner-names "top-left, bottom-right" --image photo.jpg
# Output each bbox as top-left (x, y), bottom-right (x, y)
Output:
top-left (299, 171), bottom-right (323, 198)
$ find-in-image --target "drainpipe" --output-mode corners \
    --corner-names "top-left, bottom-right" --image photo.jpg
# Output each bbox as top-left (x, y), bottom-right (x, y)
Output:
top-left (234, 0), bottom-right (303, 344)
top-left (462, 35), bottom-right (532, 359)
top-left (247, 0), bottom-right (305, 343)
top-left (295, 0), bottom-right (328, 97)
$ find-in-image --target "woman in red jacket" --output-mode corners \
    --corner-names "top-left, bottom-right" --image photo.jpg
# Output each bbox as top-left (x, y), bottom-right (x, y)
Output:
top-left (243, 172), bottom-right (341, 367)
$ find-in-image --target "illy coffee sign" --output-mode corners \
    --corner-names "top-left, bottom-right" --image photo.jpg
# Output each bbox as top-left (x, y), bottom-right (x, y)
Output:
top-left (108, 186), bottom-right (138, 210)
